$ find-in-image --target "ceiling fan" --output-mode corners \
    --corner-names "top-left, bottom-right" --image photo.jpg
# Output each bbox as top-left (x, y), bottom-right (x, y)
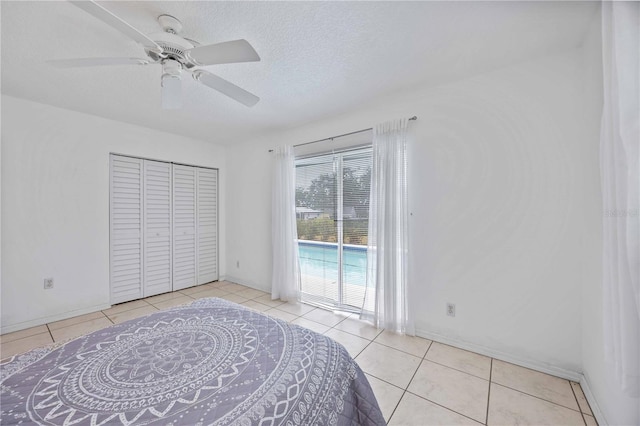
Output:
top-left (49, 1), bottom-right (261, 108)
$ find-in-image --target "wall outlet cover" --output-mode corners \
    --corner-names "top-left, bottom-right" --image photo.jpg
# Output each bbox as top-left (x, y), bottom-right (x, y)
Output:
top-left (447, 303), bottom-right (456, 317)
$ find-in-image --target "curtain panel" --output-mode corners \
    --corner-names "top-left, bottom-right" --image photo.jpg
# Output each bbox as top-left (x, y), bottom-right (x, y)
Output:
top-left (362, 118), bottom-right (414, 335)
top-left (271, 145), bottom-right (301, 302)
top-left (600, 1), bottom-right (640, 398)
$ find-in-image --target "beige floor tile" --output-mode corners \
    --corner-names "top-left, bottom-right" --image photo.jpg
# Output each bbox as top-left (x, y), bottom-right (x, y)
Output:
top-left (425, 342), bottom-right (491, 380)
top-left (570, 381), bottom-right (593, 416)
top-left (202, 282), bottom-right (225, 289)
top-left (188, 288), bottom-right (230, 300)
top-left (389, 392), bottom-right (481, 426)
top-left (253, 294), bottom-right (285, 308)
top-left (0, 325), bottom-right (49, 344)
top-left (408, 360), bottom-right (489, 423)
top-left (1, 332), bottom-right (53, 359)
top-left (488, 383), bottom-right (584, 425)
top-left (374, 330), bottom-right (432, 357)
top-left (219, 293), bottom-right (250, 304)
top-left (584, 414), bottom-right (598, 426)
top-left (333, 316), bottom-right (383, 340)
top-left (240, 300), bottom-right (272, 313)
top-left (48, 311), bottom-right (106, 330)
top-left (265, 308), bottom-right (298, 323)
top-left (107, 305), bottom-right (159, 324)
top-left (219, 283), bottom-right (249, 293)
top-left (144, 291), bottom-right (187, 304)
top-left (325, 329), bottom-right (371, 358)
top-left (276, 302), bottom-right (316, 316)
top-left (291, 317), bottom-right (331, 334)
top-left (178, 284), bottom-right (214, 295)
top-left (302, 308), bottom-right (347, 327)
top-left (365, 374), bottom-right (404, 422)
top-left (492, 359), bottom-right (579, 410)
top-left (356, 342), bottom-right (421, 389)
top-left (50, 317), bottom-right (113, 342)
top-left (236, 288), bottom-right (269, 300)
top-left (102, 299), bottom-right (150, 316)
top-left (151, 295), bottom-right (194, 310)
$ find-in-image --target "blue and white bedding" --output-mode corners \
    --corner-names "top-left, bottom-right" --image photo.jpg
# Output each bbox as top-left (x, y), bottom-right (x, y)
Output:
top-left (1, 298), bottom-right (385, 425)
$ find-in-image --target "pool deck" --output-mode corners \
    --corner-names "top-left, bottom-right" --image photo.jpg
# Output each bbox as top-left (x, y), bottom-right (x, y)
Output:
top-left (300, 274), bottom-right (367, 308)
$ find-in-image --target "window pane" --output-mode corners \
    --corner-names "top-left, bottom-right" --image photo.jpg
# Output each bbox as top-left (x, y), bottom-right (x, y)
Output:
top-left (296, 155), bottom-right (339, 304)
top-left (341, 149), bottom-right (371, 308)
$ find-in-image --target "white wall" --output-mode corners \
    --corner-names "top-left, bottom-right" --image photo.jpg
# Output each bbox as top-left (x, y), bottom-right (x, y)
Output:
top-left (579, 14), bottom-right (640, 426)
top-left (1, 95), bottom-right (227, 333)
top-left (404, 51), bottom-right (589, 376)
top-left (226, 49), bottom-right (595, 376)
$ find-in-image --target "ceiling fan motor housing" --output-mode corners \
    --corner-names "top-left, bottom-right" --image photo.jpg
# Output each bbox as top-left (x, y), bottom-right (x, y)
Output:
top-left (145, 22), bottom-right (197, 68)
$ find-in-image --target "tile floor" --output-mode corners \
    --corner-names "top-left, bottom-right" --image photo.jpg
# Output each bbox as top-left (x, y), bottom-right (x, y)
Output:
top-left (0, 281), bottom-right (597, 425)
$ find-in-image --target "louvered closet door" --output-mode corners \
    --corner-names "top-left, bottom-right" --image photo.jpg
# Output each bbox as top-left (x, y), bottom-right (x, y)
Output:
top-left (110, 155), bottom-right (143, 304)
top-left (172, 164), bottom-right (197, 290)
top-left (143, 160), bottom-right (172, 297)
top-left (197, 168), bottom-right (218, 284)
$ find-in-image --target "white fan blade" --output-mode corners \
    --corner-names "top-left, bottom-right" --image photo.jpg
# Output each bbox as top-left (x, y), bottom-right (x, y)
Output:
top-left (162, 76), bottom-right (181, 109)
top-left (47, 57), bottom-right (151, 68)
top-left (185, 39), bottom-right (260, 66)
top-left (70, 1), bottom-right (162, 54)
top-left (191, 70), bottom-right (259, 107)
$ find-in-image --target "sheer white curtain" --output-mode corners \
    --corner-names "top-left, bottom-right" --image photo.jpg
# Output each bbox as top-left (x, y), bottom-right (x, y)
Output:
top-left (362, 119), bottom-right (414, 335)
top-left (271, 145), bottom-right (301, 302)
top-left (601, 1), bottom-right (640, 397)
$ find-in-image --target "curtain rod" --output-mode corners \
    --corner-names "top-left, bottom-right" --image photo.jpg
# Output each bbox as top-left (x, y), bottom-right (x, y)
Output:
top-left (268, 116), bottom-right (417, 152)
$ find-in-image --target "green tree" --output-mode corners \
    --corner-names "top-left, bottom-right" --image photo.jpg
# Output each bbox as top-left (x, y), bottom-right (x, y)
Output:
top-left (343, 167), bottom-right (371, 218)
top-left (299, 167), bottom-right (371, 217)
top-left (296, 187), bottom-right (310, 207)
top-left (306, 172), bottom-right (337, 216)
top-left (296, 165), bottom-right (371, 245)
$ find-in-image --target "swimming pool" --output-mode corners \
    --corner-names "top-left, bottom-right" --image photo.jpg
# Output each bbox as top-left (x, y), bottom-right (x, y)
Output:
top-left (298, 241), bottom-right (367, 286)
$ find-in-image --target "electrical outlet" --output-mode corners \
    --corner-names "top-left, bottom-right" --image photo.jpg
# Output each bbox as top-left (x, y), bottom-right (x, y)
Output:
top-left (446, 303), bottom-right (456, 317)
top-left (44, 278), bottom-right (54, 290)
top-left (236, 260), bottom-right (240, 268)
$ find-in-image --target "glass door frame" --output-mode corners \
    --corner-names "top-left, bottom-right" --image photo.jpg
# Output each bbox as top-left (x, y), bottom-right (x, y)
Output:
top-left (296, 146), bottom-right (371, 313)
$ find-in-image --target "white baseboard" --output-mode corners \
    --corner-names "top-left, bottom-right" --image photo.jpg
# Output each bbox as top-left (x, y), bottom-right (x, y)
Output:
top-left (1, 303), bottom-right (112, 335)
top-left (221, 275), bottom-right (270, 293)
top-left (415, 328), bottom-right (583, 382)
top-left (580, 372), bottom-right (608, 426)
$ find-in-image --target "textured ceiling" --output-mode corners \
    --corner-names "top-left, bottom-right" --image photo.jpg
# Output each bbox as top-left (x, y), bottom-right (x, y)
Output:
top-left (1, 1), bottom-right (598, 144)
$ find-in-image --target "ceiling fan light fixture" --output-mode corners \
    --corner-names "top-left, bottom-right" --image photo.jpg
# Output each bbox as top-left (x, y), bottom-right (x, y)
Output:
top-left (162, 59), bottom-right (182, 78)
top-left (161, 59), bottom-right (182, 109)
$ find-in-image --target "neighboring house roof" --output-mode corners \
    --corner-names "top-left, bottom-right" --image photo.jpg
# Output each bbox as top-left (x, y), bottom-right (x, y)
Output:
top-left (296, 207), bottom-right (322, 214)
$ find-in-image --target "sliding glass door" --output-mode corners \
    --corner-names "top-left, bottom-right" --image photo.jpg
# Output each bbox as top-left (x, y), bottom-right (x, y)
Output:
top-left (295, 147), bottom-right (372, 311)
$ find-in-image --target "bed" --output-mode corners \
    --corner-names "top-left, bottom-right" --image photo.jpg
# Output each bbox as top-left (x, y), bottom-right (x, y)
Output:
top-left (1, 297), bottom-right (384, 425)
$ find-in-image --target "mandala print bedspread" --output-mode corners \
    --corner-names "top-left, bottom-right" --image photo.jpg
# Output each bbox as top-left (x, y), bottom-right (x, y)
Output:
top-left (1, 298), bottom-right (384, 425)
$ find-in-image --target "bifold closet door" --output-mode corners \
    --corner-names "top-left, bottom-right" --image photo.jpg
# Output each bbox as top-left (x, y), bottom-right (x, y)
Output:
top-left (197, 168), bottom-right (218, 284)
top-left (110, 155), bottom-right (143, 304)
top-left (143, 160), bottom-right (172, 297)
top-left (172, 164), bottom-right (197, 290)
top-left (111, 157), bottom-right (218, 300)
